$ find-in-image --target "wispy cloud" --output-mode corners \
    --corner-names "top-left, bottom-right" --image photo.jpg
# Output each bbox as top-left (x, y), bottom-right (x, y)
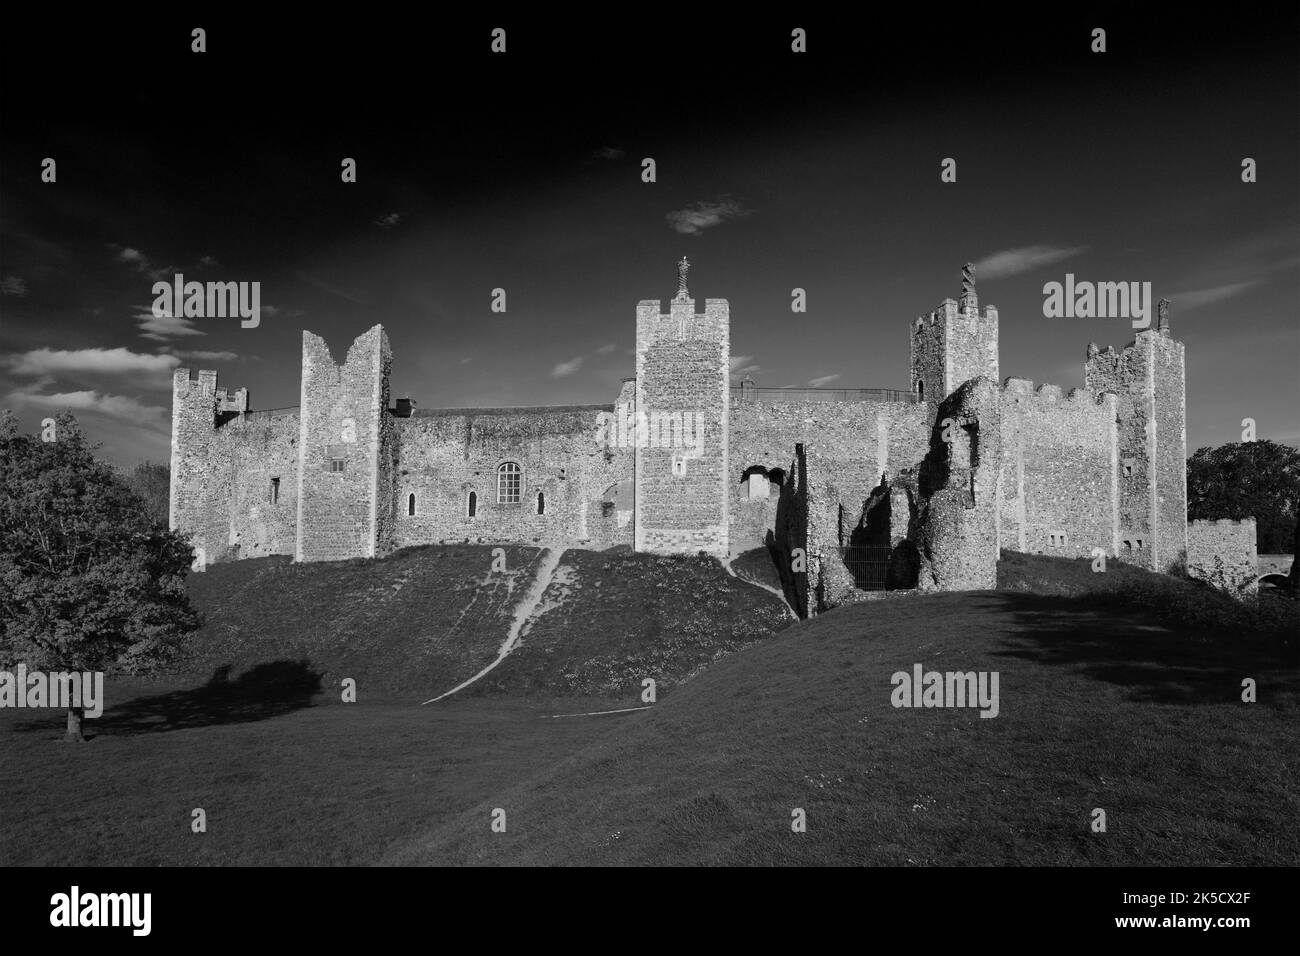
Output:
top-left (198, 255), bottom-right (221, 268)
top-left (1171, 280), bottom-right (1263, 311)
top-left (3, 347), bottom-right (179, 377)
top-left (1, 275), bottom-right (28, 297)
top-left (109, 244), bottom-right (174, 282)
top-left (596, 343), bottom-right (617, 355)
top-left (807, 374), bottom-right (841, 387)
top-left (729, 355), bottom-right (759, 374)
top-left (972, 244), bottom-right (1088, 280)
top-left (550, 356), bottom-right (584, 377)
top-left (163, 349), bottom-right (240, 362)
top-left (666, 198), bottom-right (753, 236)
top-left (134, 307), bottom-right (206, 341)
top-left (296, 271), bottom-right (369, 305)
top-left (3, 386), bottom-right (168, 424)
top-left (591, 146), bottom-right (625, 161)
top-left (373, 212), bottom-right (403, 229)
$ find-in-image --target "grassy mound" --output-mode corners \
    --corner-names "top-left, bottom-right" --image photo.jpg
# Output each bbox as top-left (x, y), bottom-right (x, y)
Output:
top-left (464, 549), bottom-right (793, 699)
top-left (171, 544), bottom-right (792, 702)
top-left (175, 545), bottom-right (545, 699)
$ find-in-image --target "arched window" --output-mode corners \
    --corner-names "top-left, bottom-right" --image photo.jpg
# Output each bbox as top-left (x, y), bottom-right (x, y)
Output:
top-left (916, 380), bottom-right (925, 401)
top-left (497, 462), bottom-right (522, 503)
top-left (407, 493), bottom-right (416, 516)
top-left (536, 491), bottom-right (545, 515)
top-left (467, 491), bottom-right (477, 518)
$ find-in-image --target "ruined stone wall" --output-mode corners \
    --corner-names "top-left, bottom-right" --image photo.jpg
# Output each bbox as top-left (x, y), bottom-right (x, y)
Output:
top-left (296, 325), bottom-right (391, 563)
top-left (388, 401), bottom-right (633, 551)
top-left (728, 399), bottom-right (930, 557)
top-left (913, 378), bottom-right (1001, 591)
top-left (1187, 518), bottom-right (1258, 598)
top-left (998, 380), bottom-right (1119, 560)
top-left (1085, 329), bottom-right (1186, 571)
top-left (634, 297), bottom-right (729, 556)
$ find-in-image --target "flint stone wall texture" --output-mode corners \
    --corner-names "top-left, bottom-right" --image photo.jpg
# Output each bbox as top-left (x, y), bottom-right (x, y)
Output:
top-left (388, 403), bottom-right (633, 551)
top-left (1085, 329), bottom-right (1187, 571)
top-left (1187, 519), bottom-right (1258, 597)
top-left (997, 379), bottom-right (1119, 560)
top-left (728, 399), bottom-right (930, 557)
top-left (634, 297), bottom-right (729, 557)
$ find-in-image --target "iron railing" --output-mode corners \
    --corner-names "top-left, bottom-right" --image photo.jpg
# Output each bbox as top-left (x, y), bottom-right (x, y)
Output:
top-left (839, 545), bottom-right (892, 590)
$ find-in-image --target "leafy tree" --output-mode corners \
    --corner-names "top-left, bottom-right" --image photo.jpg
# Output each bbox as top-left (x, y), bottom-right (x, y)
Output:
top-left (0, 411), bottom-right (200, 741)
top-left (1187, 440), bottom-right (1300, 554)
top-left (120, 461), bottom-right (170, 528)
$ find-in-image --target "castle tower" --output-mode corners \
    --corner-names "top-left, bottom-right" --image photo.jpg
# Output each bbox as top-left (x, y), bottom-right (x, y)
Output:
top-left (633, 257), bottom-right (730, 557)
top-left (910, 263), bottom-right (999, 404)
top-left (170, 368), bottom-right (248, 565)
top-left (1084, 299), bottom-right (1187, 571)
top-left (295, 325), bottom-right (396, 562)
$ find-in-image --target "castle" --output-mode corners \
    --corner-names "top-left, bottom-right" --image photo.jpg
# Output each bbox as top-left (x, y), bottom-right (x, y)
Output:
top-left (169, 261), bottom-right (1256, 614)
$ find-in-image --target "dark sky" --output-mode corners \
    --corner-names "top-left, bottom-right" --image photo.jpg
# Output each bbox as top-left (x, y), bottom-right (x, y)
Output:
top-left (2, 7), bottom-right (1297, 466)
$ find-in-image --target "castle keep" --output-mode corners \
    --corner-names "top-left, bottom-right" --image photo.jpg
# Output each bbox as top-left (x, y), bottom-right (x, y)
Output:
top-left (171, 261), bottom-right (1242, 611)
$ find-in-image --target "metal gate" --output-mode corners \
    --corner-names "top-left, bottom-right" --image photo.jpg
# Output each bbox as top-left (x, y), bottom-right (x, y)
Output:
top-left (839, 545), bottom-right (891, 591)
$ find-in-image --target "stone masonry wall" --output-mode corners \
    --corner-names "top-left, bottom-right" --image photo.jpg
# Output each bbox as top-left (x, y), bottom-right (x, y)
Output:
top-left (296, 325), bottom-right (391, 563)
top-left (998, 379), bottom-right (1119, 560)
top-left (1085, 329), bottom-right (1187, 571)
top-left (634, 297), bottom-right (729, 556)
top-left (910, 298), bottom-right (999, 402)
top-left (728, 399), bottom-right (930, 557)
top-left (1187, 518), bottom-right (1258, 597)
top-left (388, 403), bottom-right (633, 551)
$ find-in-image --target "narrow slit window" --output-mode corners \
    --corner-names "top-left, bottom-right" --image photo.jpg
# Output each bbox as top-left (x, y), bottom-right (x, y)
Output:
top-left (536, 491), bottom-right (545, 515)
top-left (270, 477), bottom-right (280, 504)
top-left (467, 491), bottom-right (477, 518)
top-left (408, 493), bottom-right (416, 516)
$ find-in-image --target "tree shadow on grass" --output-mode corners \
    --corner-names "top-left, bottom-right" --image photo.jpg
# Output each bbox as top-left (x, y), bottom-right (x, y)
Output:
top-left (14, 659), bottom-right (324, 738)
top-left (978, 592), bottom-right (1298, 707)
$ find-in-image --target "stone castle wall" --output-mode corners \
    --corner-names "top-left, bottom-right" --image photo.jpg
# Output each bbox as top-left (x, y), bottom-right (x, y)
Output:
top-left (634, 297), bottom-right (730, 557)
top-left (1187, 518), bottom-right (1258, 597)
top-left (728, 399), bottom-right (930, 557)
top-left (997, 379), bottom-right (1119, 560)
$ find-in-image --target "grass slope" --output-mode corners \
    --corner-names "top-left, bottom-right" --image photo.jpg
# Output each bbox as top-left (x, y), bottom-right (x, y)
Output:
top-left (466, 550), bottom-right (793, 698)
top-left (3, 554), bottom-right (1294, 866)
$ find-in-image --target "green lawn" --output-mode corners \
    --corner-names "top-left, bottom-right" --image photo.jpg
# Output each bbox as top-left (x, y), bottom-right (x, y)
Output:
top-left (2, 552), bottom-right (1295, 866)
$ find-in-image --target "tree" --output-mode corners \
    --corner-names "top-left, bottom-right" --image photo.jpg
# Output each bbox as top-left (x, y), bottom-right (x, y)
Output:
top-left (120, 461), bottom-right (170, 528)
top-left (1187, 440), bottom-right (1300, 554)
top-left (0, 411), bottom-right (200, 741)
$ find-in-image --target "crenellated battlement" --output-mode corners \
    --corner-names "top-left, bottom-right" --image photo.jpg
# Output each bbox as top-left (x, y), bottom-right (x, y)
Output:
top-left (1000, 378), bottom-right (1118, 410)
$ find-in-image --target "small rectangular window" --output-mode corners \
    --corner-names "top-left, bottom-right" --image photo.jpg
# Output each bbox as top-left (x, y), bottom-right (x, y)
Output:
top-left (270, 477), bottom-right (280, 504)
top-left (330, 459), bottom-right (346, 473)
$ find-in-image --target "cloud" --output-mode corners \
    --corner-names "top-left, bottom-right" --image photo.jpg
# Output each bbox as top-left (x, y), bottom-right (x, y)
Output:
top-left (164, 349), bottom-right (240, 362)
top-left (3, 347), bottom-right (180, 377)
top-left (110, 244), bottom-right (175, 282)
top-left (666, 198), bottom-right (753, 236)
top-left (596, 343), bottom-right (617, 355)
top-left (729, 355), bottom-right (757, 373)
top-left (972, 244), bottom-right (1088, 280)
top-left (592, 146), bottom-right (625, 161)
top-left (199, 255), bottom-right (221, 268)
top-left (1170, 280), bottom-right (1262, 311)
top-left (3, 386), bottom-right (168, 424)
top-left (807, 374), bottom-right (841, 387)
top-left (1, 275), bottom-right (28, 296)
top-left (134, 307), bottom-right (206, 341)
top-left (296, 271), bottom-right (369, 305)
top-left (374, 212), bottom-right (403, 229)
top-left (550, 356), bottom-right (584, 377)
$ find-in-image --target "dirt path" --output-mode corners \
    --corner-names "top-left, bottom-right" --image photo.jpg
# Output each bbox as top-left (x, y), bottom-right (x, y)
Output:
top-left (421, 547), bottom-right (567, 704)
top-left (722, 556), bottom-right (797, 620)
